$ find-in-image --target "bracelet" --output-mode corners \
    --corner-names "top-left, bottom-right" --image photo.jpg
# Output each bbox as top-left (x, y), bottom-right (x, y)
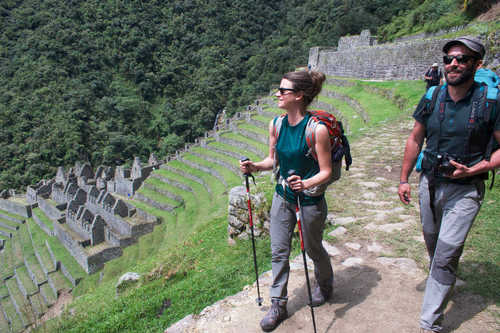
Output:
top-left (399, 181), bottom-right (408, 185)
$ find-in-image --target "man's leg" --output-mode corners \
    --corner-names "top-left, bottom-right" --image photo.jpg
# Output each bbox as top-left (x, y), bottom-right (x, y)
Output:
top-left (418, 174), bottom-right (441, 265)
top-left (420, 181), bottom-right (484, 332)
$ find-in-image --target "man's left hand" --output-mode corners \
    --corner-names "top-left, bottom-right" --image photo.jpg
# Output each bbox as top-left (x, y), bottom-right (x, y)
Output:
top-left (448, 160), bottom-right (470, 178)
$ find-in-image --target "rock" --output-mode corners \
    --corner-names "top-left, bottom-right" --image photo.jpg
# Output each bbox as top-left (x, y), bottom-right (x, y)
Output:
top-left (164, 314), bottom-right (195, 333)
top-left (331, 217), bottom-right (356, 225)
top-left (376, 257), bottom-right (419, 276)
top-left (365, 222), bottom-right (410, 233)
top-left (329, 226), bottom-right (347, 237)
top-left (116, 272), bottom-right (141, 296)
top-left (359, 182), bottom-right (380, 188)
top-left (342, 257), bottom-right (363, 267)
top-left (362, 192), bottom-right (376, 199)
top-left (322, 241), bottom-right (341, 257)
top-left (345, 242), bottom-right (362, 251)
top-left (367, 242), bottom-right (383, 253)
top-left (228, 186), bottom-right (269, 239)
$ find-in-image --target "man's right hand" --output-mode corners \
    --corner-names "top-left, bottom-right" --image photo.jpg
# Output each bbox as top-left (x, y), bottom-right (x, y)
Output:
top-left (398, 183), bottom-right (411, 205)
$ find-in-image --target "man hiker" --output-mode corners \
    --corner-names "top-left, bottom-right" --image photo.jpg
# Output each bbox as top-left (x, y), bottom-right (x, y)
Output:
top-left (398, 36), bottom-right (500, 333)
top-left (424, 63), bottom-right (443, 90)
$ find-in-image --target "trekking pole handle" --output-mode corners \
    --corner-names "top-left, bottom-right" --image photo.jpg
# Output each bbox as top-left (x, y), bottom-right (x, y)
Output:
top-left (240, 156), bottom-right (255, 184)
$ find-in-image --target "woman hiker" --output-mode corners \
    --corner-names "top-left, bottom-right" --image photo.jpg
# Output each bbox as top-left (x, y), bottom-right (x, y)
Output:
top-left (240, 70), bottom-right (334, 332)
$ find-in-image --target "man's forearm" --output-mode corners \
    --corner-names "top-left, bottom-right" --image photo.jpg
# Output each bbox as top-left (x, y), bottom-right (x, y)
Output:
top-left (400, 139), bottom-right (421, 182)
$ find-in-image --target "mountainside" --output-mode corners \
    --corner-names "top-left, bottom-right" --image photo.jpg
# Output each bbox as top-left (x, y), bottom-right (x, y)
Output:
top-left (0, 0), bottom-right (416, 190)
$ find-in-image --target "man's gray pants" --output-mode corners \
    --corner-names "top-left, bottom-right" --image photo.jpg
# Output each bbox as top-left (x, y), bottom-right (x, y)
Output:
top-left (269, 192), bottom-right (333, 300)
top-left (418, 173), bottom-right (484, 332)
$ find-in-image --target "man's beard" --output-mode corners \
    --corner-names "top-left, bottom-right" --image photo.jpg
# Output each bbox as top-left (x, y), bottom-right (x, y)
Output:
top-left (445, 65), bottom-right (475, 86)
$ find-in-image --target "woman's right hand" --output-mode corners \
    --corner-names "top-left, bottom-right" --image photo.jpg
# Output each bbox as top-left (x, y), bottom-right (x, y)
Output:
top-left (240, 159), bottom-right (255, 174)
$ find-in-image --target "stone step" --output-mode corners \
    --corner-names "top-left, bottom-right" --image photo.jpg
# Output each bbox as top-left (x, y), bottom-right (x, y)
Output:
top-left (189, 151), bottom-right (240, 176)
top-left (47, 270), bottom-right (72, 297)
top-left (0, 303), bottom-right (10, 333)
top-left (14, 266), bottom-right (38, 298)
top-left (0, 221), bottom-right (19, 232)
top-left (142, 182), bottom-right (184, 205)
top-left (150, 173), bottom-right (193, 193)
top-left (5, 277), bottom-right (35, 328)
top-left (39, 282), bottom-right (57, 307)
top-left (28, 292), bottom-right (48, 318)
top-left (232, 125), bottom-right (267, 145)
top-left (1, 297), bottom-right (24, 332)
top-left (31, 209), bottom-right (54, 237)
top-left (218, 135), bottom-right (266, 159)
top-left (0, 212), bottom-right (25, 225)
top-left (133, 192), bottom-right (175, 212)
top-left (178, 156), bottom-right (228, 188)
top-left (24, 255), bottom-right (47, 287)
top-left (323, 89), bottom-right (370, 122)
top-left (160, 164), bottom-right (212, 194)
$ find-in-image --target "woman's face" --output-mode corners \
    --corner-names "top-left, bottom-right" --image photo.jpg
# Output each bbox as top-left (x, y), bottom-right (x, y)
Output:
top-left (276, 78), bottom-right (299, 110)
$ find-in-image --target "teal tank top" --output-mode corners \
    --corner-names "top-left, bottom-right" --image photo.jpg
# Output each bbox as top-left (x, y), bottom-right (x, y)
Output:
top-left (275, 113), bottom-right (323, 205)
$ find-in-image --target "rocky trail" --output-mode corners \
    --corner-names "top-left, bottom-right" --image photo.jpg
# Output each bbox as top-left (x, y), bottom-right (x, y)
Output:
top-left (166, 117), bottom-right (499, 333)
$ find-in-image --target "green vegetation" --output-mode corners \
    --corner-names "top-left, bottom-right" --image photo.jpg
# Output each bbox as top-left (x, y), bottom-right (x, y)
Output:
top-left (0, 0), bottom-right (415, 190)
top-left (378, 0), bottom-right (497, 41)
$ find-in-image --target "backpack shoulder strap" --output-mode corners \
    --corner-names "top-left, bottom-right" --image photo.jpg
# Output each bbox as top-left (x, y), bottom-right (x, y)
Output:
top-left (272, 114), bottom-right (286, 183)
top-left (272, 114), bottom-right (286, 140)
top-left (424, 84), bottom-right (445, 116)
top-left (304, 112), bottom-right (320, 159)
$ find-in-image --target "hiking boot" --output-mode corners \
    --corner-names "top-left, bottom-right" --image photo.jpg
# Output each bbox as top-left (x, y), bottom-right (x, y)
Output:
top-left (260, 299), bottom-right (287, 332)
top-left (311, 285), bottom-right (332, 307)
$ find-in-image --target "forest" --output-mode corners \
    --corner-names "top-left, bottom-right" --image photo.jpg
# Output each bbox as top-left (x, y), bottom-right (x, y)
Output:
top-left (0, 0), bottom-right (491, 189)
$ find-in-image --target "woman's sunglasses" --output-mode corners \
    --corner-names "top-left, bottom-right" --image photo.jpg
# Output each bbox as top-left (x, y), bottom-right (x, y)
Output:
top-left (443, 54), bottom-right (477, 65)
top-left (276, 88), bottom-right (296, 95)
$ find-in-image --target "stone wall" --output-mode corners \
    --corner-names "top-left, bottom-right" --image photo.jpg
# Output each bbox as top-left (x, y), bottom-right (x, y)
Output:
top-left (0, 199), bottom-right (32, 218)
top-left (309, 31), bottom-right (500, 80)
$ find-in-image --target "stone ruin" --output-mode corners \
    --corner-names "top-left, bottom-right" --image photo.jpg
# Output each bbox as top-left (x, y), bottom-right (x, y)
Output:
top-left (337, 29), bottom-right (377, 51)
top-left (227, 186), bottom-right (269, 242)
top-left (20, 155), bottom-right (162, 274)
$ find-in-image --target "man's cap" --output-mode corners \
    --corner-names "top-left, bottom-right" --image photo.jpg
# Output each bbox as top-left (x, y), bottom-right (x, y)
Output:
top-left (432, 63), bottom-right (439, 67)
top-left (443, 36), bottom-right (485, 59)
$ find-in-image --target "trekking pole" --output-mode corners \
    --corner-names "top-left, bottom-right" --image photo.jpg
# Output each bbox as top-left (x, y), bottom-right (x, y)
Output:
top-left (241, 157), bottom-right (263, 306)
top-left (287, 170), bottom-right (317, 333)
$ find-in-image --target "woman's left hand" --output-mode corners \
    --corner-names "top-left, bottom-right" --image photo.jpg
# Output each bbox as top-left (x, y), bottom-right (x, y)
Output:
top-left (287, 174), bottom-right (305, 192)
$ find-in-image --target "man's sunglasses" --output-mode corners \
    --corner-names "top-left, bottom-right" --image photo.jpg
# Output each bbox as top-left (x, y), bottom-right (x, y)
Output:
top-left (276, 88), bottom-right (296, 95)
top-left (443, 54), bottom-right (477, 65)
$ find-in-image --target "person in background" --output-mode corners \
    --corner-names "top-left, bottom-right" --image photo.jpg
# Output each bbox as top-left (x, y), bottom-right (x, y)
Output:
top-left (424, 63), bottom-right (443, 90)
top-left (240, 70), bottom-right (333, 332)
top-left (398, 36), bottom-right (500, 333)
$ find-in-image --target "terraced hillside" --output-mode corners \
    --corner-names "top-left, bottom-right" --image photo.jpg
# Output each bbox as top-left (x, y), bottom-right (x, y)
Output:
top-left (0, 207), bottom-right (84, 332)
top-left (0, 78), bottom-right (421, 332)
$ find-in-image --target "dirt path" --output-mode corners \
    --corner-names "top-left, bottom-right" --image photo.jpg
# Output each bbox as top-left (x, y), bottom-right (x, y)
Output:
top-left (166, 117), bottom-right (499, 333)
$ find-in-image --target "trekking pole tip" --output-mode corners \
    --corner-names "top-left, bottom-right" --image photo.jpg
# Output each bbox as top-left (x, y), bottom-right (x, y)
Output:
top-left (256, 297), bottom-right (263, 306)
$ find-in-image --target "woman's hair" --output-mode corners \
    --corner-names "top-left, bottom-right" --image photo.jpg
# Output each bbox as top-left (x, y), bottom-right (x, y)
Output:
top-left (283, 70), bottom-right (326, 107)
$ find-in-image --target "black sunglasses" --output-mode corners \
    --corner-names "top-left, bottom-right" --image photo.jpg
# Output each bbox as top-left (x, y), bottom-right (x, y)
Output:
top-left (443, 54), bottom-right (477, 65)
top-left (276, 88), bottom-right (296, 95)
